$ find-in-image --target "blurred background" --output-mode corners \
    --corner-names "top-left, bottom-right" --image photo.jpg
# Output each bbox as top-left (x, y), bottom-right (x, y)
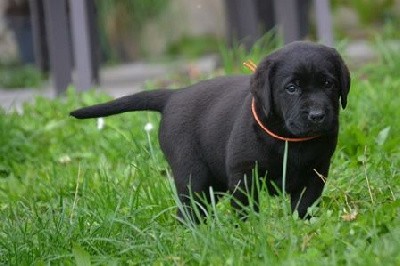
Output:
top-left (0, 0), bottom-right (399, 108)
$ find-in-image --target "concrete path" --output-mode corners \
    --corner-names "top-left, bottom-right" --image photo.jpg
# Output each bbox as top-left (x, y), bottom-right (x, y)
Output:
top-left (0, 55), bottom-right (218, 112)
top-left (0, 40), bottom-right (378, 112)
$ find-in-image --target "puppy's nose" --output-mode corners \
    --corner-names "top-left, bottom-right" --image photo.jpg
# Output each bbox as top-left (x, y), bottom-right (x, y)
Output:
top-left (308, 110), bottom-right (326, 123)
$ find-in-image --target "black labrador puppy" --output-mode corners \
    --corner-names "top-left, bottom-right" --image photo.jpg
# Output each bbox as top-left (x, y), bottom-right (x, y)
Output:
top-left (71, 41), bottom-right (350, 221)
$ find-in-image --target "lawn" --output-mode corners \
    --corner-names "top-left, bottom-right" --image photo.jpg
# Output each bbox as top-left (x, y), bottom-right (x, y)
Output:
top-left (0, 40), bottom-right (399, 265)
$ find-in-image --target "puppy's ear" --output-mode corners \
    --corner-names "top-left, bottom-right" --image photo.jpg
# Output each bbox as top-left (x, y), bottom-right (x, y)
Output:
top-left (339, 62), bottom-right (350, 109)
top-left (250, 58), bottom-right (275, 115)
top-left (331, 50), bottom-right (351, 109)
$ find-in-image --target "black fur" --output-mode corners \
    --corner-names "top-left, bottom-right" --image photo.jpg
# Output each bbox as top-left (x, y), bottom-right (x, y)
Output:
top-left (70, 41), bottom-right (350, 221)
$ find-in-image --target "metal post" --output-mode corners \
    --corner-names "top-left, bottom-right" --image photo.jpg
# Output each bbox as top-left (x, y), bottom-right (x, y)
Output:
top-left (87, 0), bottom-right (100, 85)
top-left (43, 0), bottom-right (72, 95)
top-left (273, 0), bottom-right (301, 44)
top-left (28, 0), bottom-right (49, 72)
top-left (256, 0), bottom-right (275, 33)
top-left (69, 0), bottom-right (95, 91)
top-left (225, 0), bottom-right (260, 50)
top-left (315, 0), bottom-right (334, 46)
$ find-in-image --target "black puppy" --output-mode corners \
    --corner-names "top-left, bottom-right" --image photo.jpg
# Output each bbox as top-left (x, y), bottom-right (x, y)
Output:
top-left (70, 41), bottom-right (350, 220)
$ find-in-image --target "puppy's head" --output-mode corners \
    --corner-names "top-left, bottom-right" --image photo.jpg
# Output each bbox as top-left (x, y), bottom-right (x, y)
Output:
top-left (251, 41), bottom-right (350, 137)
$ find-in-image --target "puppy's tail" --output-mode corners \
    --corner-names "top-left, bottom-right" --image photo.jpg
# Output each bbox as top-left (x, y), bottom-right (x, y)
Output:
top-left (70, 89), bottom-right (173, 119)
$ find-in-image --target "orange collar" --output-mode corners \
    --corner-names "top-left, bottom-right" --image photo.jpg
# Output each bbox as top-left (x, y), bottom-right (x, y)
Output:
top-left (251, 98), bottom-right (319, 142)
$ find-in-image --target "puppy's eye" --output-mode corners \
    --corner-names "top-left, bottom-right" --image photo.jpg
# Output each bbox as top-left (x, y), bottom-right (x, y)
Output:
top-left (323, 79), bottom-right (334, 89)
top-left (286, 84), bottom-right (299, 94)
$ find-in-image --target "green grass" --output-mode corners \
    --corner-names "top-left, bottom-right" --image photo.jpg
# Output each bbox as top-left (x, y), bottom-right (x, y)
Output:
top-left (0, 64), bottom-right (43, 89)
top-left (220, 31), bottom-right (282, 74)
top-left (0, 39), bottom-right (399, 265)
top-left (166, 35), bottom-right (221, 58)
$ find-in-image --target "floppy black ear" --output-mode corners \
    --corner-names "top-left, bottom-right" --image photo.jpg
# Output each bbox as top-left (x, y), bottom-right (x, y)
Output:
top-left (250, 58), bottom-right (276, 115)
top-left (331, 49), bottom-right (351, 109)
top-left (339, 61), bottom-right (350, 109)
